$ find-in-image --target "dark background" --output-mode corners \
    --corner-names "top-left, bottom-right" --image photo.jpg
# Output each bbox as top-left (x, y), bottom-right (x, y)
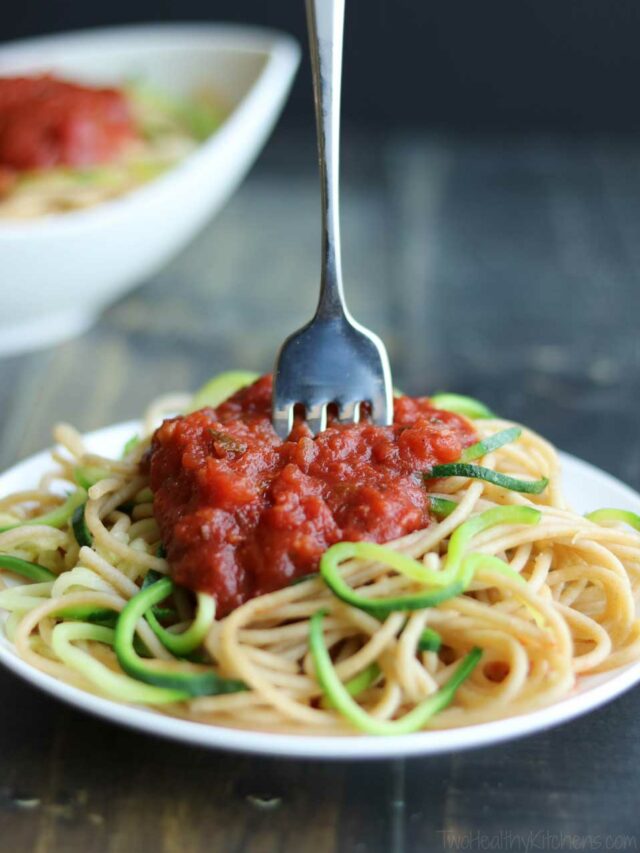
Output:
top-left (4, 0), bottom-right (640, 132)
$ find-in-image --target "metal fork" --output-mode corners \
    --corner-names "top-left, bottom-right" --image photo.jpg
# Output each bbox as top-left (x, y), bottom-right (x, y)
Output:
top-left (271, 0), bottom-right (393, 439)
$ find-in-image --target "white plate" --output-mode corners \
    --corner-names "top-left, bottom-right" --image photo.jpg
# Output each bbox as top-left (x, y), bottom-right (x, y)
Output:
top-left (1, 421), bottom-right (639, 759)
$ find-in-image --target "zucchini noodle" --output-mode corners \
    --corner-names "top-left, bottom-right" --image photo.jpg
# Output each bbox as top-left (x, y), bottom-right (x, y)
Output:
top-left (0, 383), bottom-right (639, 736)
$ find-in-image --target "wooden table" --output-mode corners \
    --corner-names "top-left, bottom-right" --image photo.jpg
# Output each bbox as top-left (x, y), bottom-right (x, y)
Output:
top-left (0, 131), bottom-right (639, 851)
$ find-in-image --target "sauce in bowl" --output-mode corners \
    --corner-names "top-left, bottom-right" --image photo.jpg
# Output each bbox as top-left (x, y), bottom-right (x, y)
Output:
top-left (0, 73), bottom-right (220, 217)
top-left (0, 75), bottom-right (136, 175)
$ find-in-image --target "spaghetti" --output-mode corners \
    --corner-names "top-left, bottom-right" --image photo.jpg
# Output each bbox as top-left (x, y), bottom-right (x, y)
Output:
top-left (0, 373), bottom-right (639, 736)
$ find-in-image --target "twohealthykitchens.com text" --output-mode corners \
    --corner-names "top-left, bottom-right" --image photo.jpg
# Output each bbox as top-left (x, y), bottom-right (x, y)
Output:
top-left (437, 831), bottom-right (637, 851)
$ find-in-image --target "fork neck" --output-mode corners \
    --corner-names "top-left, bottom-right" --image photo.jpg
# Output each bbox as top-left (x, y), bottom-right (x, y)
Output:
top-left (306, 0), bottom-right (349, 323)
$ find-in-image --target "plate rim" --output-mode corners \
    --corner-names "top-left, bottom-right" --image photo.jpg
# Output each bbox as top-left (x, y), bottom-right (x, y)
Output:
top-left (0, 421), bottom-right (639, 760)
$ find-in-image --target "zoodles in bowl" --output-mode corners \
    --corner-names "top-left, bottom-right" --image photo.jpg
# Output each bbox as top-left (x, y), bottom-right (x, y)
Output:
top-left (0, 73), bottom-right (223, 218)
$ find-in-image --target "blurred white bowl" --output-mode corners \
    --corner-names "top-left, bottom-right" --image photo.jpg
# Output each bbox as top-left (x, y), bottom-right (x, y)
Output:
top-left (0, 23), bottom-right (300, 356)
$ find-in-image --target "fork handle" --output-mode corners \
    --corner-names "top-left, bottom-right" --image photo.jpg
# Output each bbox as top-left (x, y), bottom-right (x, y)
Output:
top-left (306, 0), bottom-right (348, 321)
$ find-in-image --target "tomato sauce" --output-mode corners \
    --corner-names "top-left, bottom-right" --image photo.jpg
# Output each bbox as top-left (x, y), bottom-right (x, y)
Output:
top-left (0, 74), bottom-right (136, 173)
top-left (149, 376), bottom-right (476, 615)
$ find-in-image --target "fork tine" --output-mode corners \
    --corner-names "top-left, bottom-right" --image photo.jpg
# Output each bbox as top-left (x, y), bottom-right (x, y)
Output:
top-left (305, 402), bottom-right (329, 436)
top-left (336, 401), bottom-right (361, 424)
top-left (273, 402), bottom-right (295, 440)
top-left (370, 394), bottom-right (393, 427)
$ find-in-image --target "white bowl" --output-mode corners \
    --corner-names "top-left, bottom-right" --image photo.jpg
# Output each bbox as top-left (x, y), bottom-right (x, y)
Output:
top-left (0, 24), bottom-right (300, 356)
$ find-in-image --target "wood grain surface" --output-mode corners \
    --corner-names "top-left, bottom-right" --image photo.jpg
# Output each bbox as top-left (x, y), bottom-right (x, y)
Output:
top-left (0, 131), bottom-right (639, 851)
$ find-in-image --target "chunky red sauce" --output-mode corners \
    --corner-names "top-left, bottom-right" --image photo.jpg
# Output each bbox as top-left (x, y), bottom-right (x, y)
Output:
top-left (150, 376), bottom-right (476, 615)
top-left (0, 75), bottom-right (136, 173)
